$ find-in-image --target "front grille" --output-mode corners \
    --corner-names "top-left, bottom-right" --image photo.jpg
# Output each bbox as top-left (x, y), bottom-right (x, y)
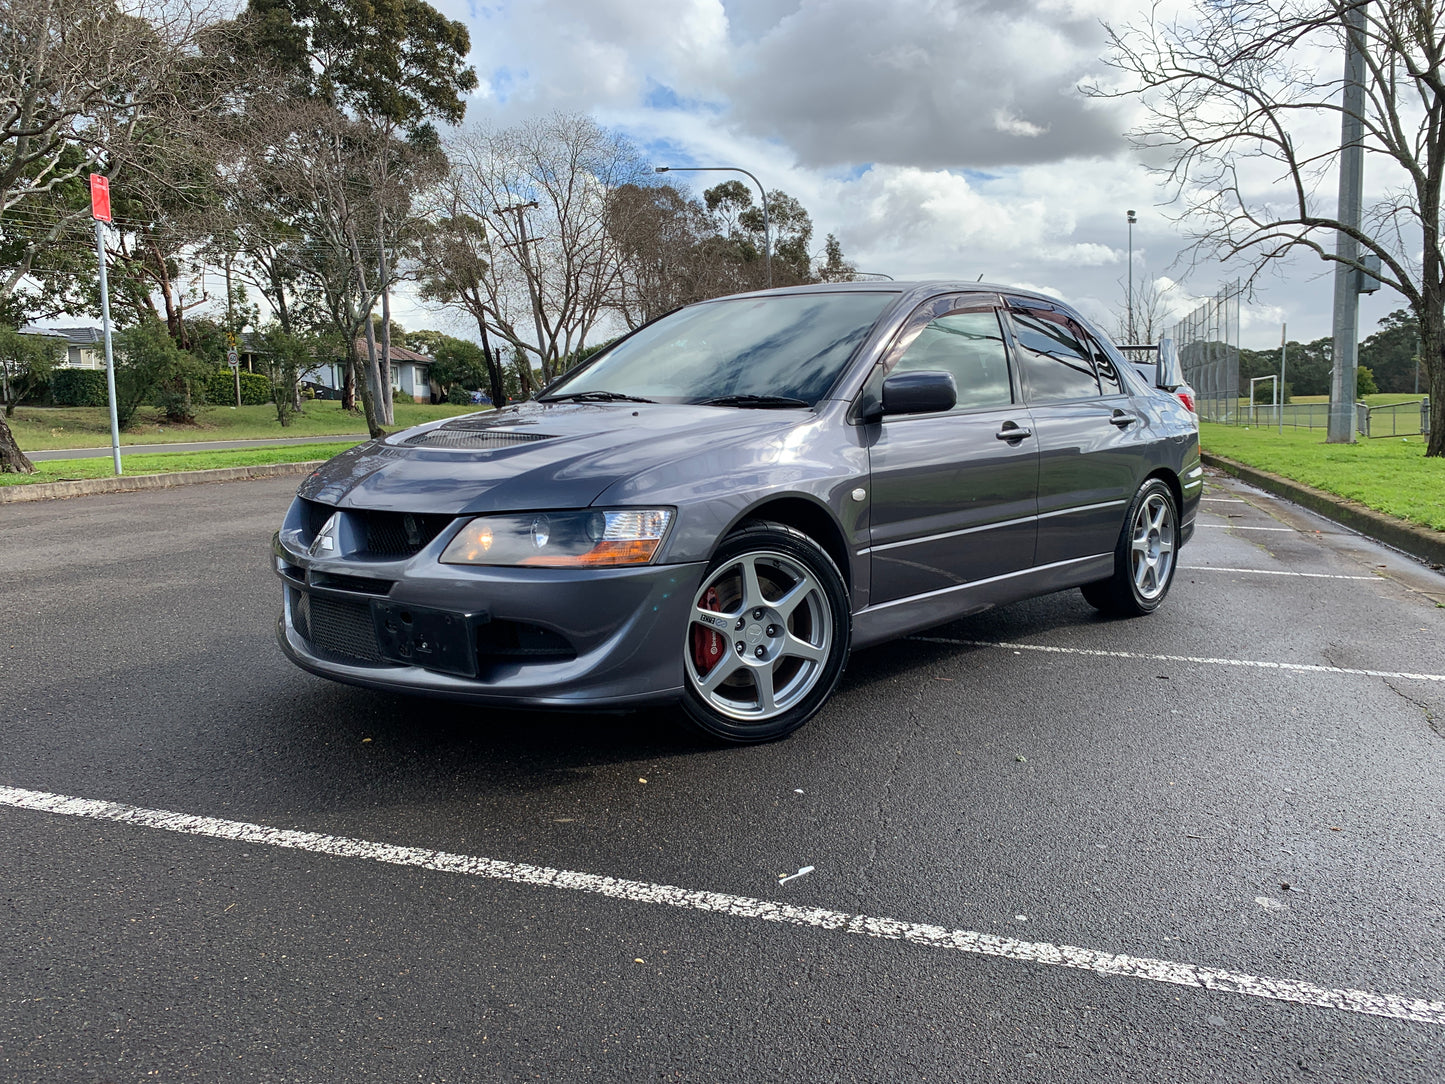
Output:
top-left (404, 429), bottom-right (552, 449)
top-left (360, 511), bottom-right (453, 557)
top-left (296, 594), bottom-right (384, 664)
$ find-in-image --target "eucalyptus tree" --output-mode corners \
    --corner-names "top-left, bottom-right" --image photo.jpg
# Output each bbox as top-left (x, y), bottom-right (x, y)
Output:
top-left (1098, 0), bottom-right (1445, 454)
top-left (231, 0), bottom-right (475, 428)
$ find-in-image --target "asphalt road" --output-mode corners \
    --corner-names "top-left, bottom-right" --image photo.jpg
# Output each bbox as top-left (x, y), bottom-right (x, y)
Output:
top-left (2, 474), bottom-right (1443, 1082)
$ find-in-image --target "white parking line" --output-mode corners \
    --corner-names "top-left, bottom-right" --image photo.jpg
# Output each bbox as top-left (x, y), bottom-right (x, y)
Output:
top-left (908, 637), bottom-right (1445, 683)
top-left (1180, 566), bottom-right (1375, 581)
top-left (1200, 497), bottom-right (1248, 503)
top-left (1197, 524), bottom-right (1295, 532)
top-left (0, 784), bottom-right (1440, 1026)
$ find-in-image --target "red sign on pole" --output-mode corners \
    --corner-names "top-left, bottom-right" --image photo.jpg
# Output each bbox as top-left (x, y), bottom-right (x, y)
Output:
top-left (89, 174), bottom-right (112, 223)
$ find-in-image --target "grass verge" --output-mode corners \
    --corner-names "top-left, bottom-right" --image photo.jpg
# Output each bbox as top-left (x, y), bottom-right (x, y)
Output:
top-left (1201, 422), bottom-right (1445, 531)
top-left (0, 442), bottom-right (360, 487)
top-left (6, 400), bottom-right (481, 451)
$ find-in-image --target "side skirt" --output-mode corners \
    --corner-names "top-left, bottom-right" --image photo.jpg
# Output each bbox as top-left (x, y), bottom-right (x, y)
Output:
top-left (850, 553), bottom-right (1114, 650)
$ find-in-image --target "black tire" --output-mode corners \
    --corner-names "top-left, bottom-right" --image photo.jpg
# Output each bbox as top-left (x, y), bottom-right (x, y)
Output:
top-left (680, 522), bottom-right (850, 742)
top-left (1081, 477), bottom-right (1179, 617)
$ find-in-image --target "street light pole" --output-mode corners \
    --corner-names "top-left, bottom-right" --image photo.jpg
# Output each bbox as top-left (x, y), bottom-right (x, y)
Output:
top-left (655, 165), bottom-right (771, 288)
top-left (1126, 209), bottom-right (1137, 343)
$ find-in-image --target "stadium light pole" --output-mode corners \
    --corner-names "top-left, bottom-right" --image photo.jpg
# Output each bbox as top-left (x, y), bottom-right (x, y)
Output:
top-left (1126, 209), bottom-right (1137, 343)
top-left (655, 165), bottom-right (771, 287)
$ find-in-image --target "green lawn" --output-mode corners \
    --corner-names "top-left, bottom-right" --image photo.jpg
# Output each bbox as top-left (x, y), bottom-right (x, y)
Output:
top-left (6, 400), bottom-right (482, 451)
top-left (0, 442), bottom-right (362, 487)
top-left (1201, 422), bottom-right (1445, 530)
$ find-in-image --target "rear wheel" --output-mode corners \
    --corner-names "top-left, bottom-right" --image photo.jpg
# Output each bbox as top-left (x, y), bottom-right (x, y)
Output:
top-left (681, 523), bottom-right (850, 742)
top-left (1081, 478), bottom-right (1178, 617)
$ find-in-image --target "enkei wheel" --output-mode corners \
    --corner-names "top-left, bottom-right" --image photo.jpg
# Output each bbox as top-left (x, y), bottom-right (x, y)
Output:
top-left (1081, 478), bottom-right (1178, 617)
top-left (682, 523), bottom-right (850, 742)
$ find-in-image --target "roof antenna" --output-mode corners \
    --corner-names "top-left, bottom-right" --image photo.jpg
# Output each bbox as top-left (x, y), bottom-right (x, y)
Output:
top-left (976, 274), bottom-right (984, 282)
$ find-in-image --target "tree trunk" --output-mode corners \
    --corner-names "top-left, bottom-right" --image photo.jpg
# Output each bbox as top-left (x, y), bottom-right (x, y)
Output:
top-left (474, 312), bottom-right (505, 409)
top-left (1423, 295), bottom-right (1444, 457)
top-left (347, 334), bottom-right (381, 438)
top-left (0, 413), bottom-right (35, 474)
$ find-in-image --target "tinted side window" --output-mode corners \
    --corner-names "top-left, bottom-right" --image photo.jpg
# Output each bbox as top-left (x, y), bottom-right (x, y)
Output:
top-left (891, 310), bottom-right (1012, 411)
top-left (1010, 307), bottom-right (1102, 402)
top-left (1089, 336), bottom-right (1123, 395)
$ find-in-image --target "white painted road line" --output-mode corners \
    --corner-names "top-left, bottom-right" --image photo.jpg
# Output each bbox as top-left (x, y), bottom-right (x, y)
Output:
top-left (1181, 566), bottom-right (1376, 581)
top-left (909, 637), bottom-right (1445, 683)
top-left (1198, 524), bottom-right (1295, 532)
top-left (1200, 497), bottom-right (1248, 503)
top-left (1, 784), bottom-right (1441, 1026)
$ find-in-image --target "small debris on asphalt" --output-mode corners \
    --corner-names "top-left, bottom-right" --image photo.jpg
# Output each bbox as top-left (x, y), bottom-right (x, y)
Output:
top-left (1016, 754), bottom-right (1027, 762)
top-left (638, 778), bottom-right (647, 784)
top-left (793, 788), bottom-right (804, 794)
top-left (778, 865), bottom-right (814, 885)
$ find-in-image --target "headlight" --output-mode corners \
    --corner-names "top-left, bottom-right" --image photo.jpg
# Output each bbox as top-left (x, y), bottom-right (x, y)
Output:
top-left (440, 509), bottom-right (673, 568)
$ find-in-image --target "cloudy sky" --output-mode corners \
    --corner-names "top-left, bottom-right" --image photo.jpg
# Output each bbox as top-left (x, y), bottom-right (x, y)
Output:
top-left (422, 0), bottom-right (1403, 349)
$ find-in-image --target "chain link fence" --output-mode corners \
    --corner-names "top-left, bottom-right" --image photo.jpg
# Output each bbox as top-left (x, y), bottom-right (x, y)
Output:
top-left (1168, 281), bottom-right (1427, 436)
top-left (1170, 281), bottom-right (1241, 423)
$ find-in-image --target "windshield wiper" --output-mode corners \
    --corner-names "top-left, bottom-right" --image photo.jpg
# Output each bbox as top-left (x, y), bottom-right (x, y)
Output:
top-left (542, 390), bottom-right (655, 404)
top-left (699, 394), bottom-right (811, 409)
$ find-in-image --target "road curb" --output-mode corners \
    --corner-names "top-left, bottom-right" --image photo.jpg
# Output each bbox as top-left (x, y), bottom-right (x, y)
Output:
top-left (0, 460), bottom-right (323, 504)
top-left (1202, 452), bottom-right (1445, 567)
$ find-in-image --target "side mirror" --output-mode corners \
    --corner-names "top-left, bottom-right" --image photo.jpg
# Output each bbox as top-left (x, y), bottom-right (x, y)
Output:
top-left (881, 370), bottom-right (956, 416)
top-left (1155, 338), bottom-right (1184, 391)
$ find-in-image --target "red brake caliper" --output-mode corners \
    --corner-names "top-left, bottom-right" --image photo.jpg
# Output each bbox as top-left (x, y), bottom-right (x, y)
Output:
top-left (691, 586), bottom-right (724, 674)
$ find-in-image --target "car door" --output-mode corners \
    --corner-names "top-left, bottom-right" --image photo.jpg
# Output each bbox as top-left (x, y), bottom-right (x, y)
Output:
top-left (1003, 299), bottom-right (1148, 567)
top-left (863, 296), bottom-right (1039, 606)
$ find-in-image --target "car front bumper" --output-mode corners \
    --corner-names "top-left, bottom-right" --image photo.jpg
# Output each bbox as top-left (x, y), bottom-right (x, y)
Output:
top-left (273, 531), bottom-right (705, 708)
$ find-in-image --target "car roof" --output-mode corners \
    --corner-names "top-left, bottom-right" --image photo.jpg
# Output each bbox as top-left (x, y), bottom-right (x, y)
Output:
top-left (717, 280), bottom-right (1069, 311)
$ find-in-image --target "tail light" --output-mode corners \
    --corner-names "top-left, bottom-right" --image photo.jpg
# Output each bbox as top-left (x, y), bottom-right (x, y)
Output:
top-left (1175, 389), bottom-right (1196, 414)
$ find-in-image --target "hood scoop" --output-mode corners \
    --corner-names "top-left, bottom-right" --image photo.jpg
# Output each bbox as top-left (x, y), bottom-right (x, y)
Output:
top-left (403, 427), bottom-right (553, 450)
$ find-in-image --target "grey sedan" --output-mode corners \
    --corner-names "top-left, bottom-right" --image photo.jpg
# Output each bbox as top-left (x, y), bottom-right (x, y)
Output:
top-left (274, 282), bottom-right (1201, 741)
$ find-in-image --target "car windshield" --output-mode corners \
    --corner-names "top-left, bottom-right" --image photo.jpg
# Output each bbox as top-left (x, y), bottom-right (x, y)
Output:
top-left (542, 291), bottom-right (896, 406)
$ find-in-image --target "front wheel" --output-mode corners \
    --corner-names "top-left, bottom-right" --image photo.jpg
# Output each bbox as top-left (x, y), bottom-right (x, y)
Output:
top-left (1081, 478), bottom-right (1179, 617)
top-left (681, 523), bottom-right (850, 743)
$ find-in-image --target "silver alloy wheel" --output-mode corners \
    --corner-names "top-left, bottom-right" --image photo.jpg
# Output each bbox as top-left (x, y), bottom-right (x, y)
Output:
top-left (686, 549), bottom-right (834, 722)
top-left (1130, 490), bottom-right (1176, 601)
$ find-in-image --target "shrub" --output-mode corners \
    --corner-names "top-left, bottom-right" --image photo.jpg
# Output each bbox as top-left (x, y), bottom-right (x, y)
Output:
top-left (446, 384), bottom-right (471, 405)
top-left (205, 367), bottom-right (272, 406)
top-left (51, 368), bottom-right (109, 407)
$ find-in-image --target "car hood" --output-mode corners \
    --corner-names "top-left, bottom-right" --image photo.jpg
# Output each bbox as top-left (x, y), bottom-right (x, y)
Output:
top-left (297, 401), bottom-right (811, 514)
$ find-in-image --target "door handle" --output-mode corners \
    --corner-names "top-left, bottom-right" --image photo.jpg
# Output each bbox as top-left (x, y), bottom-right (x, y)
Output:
top-left (996, 424), bottom-right (1032, 441)
top-left (1109, 410), bottom-right (1139, 428)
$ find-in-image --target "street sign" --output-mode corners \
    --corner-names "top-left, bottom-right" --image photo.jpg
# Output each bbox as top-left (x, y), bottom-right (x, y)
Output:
top-left (227, 349), bottom-right (240, 369)
top-left (89, 175), bottom-right (111, 223)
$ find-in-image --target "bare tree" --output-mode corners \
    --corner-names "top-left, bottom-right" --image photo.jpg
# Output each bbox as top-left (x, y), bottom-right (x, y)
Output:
top-left (1095, 0), bottom-right (1445, 453)
top-left (0, 0), bottom-right (234, 472)
top-left (445, 113), bottom-right (652, 384)
top-left (1112, 275), bottom-right (1180, 345)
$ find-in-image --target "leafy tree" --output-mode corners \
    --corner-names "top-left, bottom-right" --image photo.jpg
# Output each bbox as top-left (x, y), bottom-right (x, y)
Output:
top-left (0, 325), bottom-right (61, 416)
top-left (1097, 0), bottom-right (1445, 453)
top-left (817, 234), bottom-right (857, 282)
top-left (112, 319), bottom-right (207, 429)
top-left (257, 324), bottom-right (316, 425)
top-left (1359, 310), bottom-right (1422, 393)
top-left (422, 335), bottom-right (488, 399)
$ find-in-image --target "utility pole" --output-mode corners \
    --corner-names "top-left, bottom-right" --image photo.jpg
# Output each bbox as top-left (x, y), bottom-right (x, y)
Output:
top-left (1328, 0), bottom-right (1369, 443)
top-left (494, 200), bottom-right (548, 385)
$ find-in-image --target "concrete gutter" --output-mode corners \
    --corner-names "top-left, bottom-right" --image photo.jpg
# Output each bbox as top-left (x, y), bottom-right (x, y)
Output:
top-left (0, 460), bottom-right (322, 505)
top-left (1203, 452), bottom-right (1445, 568)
